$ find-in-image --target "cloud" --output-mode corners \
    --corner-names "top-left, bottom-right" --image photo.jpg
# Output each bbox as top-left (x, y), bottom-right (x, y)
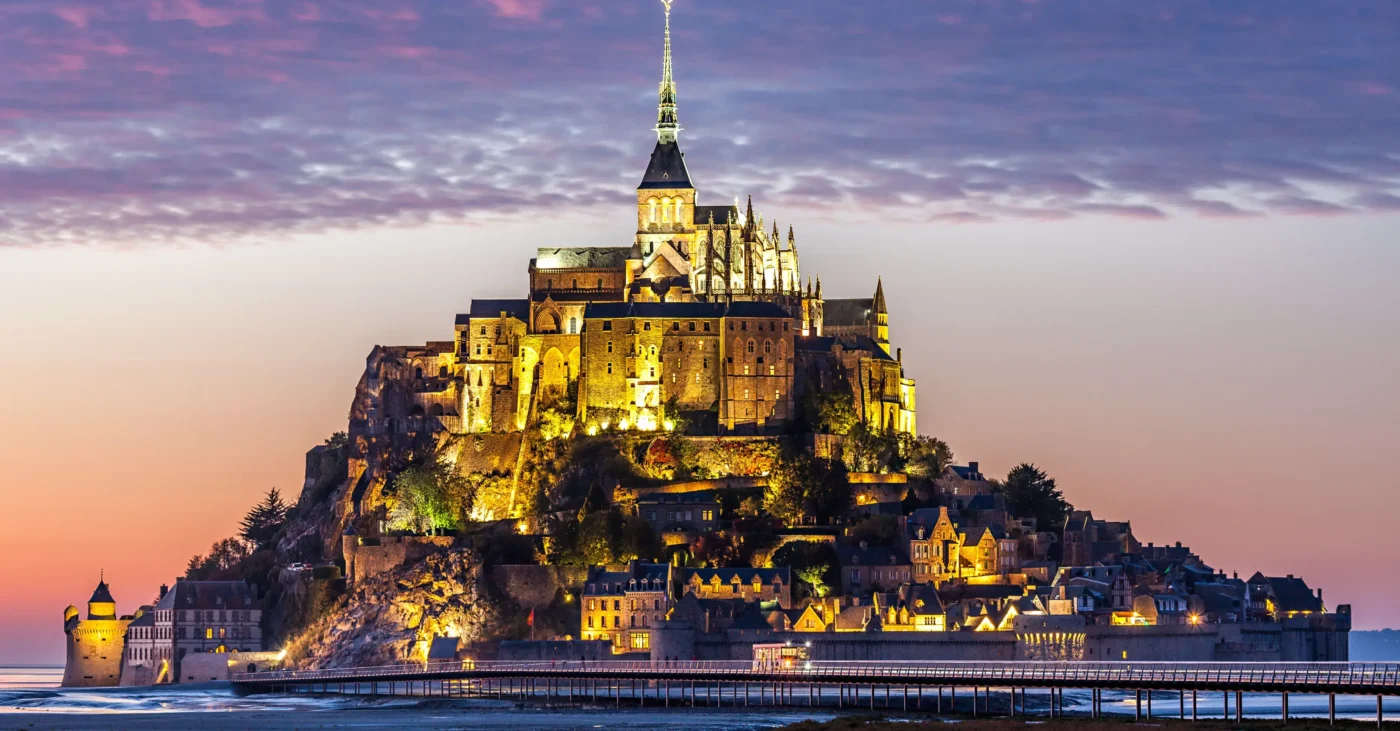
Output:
top-left (0, 0), bottom-right (1396, 246)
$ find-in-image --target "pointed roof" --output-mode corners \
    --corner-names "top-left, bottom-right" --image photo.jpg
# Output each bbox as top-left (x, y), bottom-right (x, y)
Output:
top-left (639, 141), bottom-right (693, 190)
top-left (89, 578), bottom-right (115, 605)
top-left (655, 0), bottom-right (680, 144)
top-left (873, 277), bottom-right (887, 315)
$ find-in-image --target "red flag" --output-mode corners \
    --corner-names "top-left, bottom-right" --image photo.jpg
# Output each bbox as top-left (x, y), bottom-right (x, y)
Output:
top-left (527, 609), bottom-right (535, 627)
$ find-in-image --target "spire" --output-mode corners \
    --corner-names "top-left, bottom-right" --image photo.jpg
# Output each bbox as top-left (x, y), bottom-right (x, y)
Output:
top-left (706, 212), bottom-right (716, 295)
top-left (788, 225), bottom-right (797, 252)
top-left (744, 195), bottom-right (755, 237)
top-left (816, 274), bottom-right (823, 299)
top-left (655, 0), bottom-right (680, 144)
top-left (873, 276), bottom-right (887, 314)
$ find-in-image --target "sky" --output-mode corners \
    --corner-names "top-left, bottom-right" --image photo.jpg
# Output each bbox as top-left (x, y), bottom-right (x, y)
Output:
top-left (0, 0), bottom-right (1397, 665)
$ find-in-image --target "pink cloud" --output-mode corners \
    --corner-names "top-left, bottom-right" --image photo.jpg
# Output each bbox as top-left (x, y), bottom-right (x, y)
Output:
top-left (484, 0), bottom-right (545, 21)
top-left (54, 7), bottom-right (91, 28)
top-left (292, 3), bottom-right (320, 22)
top-left (148, 0), bottom-right (238, 28)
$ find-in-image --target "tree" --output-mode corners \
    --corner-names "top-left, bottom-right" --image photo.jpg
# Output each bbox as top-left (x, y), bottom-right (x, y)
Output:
top-left (770, 541), bottom-right (839, 599)
top-left (902, 435), bottom-right (954, 478)
top-left (691, 531), bottom-right (741, 568)
top-left (998, 463), bottom-right (1073, 534)
top-left (850, 514), bottom-right (899, 546)
top-left (766, 449), bottom-right (851, 526)
top-left (239, 488), bottom-right (288, 549)
top-left (185, 537), bottom-right (253, 580)
top-left (386, 459), bottom-right (471, 534)
top-left (803, 383), bottom-right (858, 435)
top-left (845, 423), bottom-right (901, 472)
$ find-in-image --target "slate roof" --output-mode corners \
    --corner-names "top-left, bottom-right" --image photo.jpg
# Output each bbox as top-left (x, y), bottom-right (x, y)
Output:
top-left (639, 141), bottom-right (694, 190)
top-left (89, 580), bottom-right (115, 604)
top-left (823, 299), bottom-right (874, 328)
top-left (465, 299), bottom-right (530, 321)
top-left (1263, 575), bottom-right (1324, 613)
top-left (694, 204), bottom-right (740, 226)
top-left (682, 567), bottom-right (789, 585)
top-left (428, 636), bottom-right (461, 660)
top-left (637, 490), bottom-right (720, 506)
top-left (836, 544), bottom-right (906, 566)
top-left (946, 464), bottom-right (987, 481)
top-left (155, 581), bottom-right (257, 611)
top-left (584, 301), bottom-right (792, 320)
top-left (583, 563), bottom-right (672, 595)
top-left (535, 247), bottom-right (631, 270)
top-left (587, 302), bottom-right (725, 320)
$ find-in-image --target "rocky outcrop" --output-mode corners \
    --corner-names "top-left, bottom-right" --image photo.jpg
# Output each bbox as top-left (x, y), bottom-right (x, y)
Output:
top-left (285, 549), bottom-right (504, 669)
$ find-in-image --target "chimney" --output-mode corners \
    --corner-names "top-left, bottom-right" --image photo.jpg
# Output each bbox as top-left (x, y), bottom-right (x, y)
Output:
top-left (896, 348), bottom-right (902, 363)
top-left (1317, 588), bottom-right (1323, 600)
top-left (158, 584), bottom-right (169, 599)
top-left (1232, 571), bottom-right (1238, 580)
top-left (969, 461), bottom-right (979, 476)
top-left (1287, 574), bottom-right (1294, 580)
top-left (1175, 541), bottom-right (1182, 548)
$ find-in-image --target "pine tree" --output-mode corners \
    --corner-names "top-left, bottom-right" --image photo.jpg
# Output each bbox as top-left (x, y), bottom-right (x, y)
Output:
top-left (239, 487), bottom-right (288, 549)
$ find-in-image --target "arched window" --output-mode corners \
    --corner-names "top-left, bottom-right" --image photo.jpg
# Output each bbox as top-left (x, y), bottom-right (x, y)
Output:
top-left (572, 278), bottom-right (578, 288)
top-left (569, 317), bottom-right (578, 335)
top-left (763, 340), bottom-right (772, 355)
top-left (674, 198), bottom-right (683, 222)
top-left (596, 278), bottom-right (603, 289)
top-left (661, 197), bottom-right (671, 222)
top-left (546, 279), bottom-right (553, 289)
top-left (414, 367), bottom-right (423, 379)
top-left (648, 198), bottom-right (659, 222)
top-left (747, 340), bottom-right (756, 354)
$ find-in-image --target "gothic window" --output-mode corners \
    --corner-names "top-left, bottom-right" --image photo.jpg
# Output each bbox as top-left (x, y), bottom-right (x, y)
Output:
top-left (569, 317), bottom-right (578, 335)
top-left (415, 367), bottom-right (423, 379)
top-left (674, 199), bottom-right (683, 222)
top-left (572, 278), bottom-right (578, 288)
top-left (763, 340), bottom-right (772, 354)
top-left (747, 340), bottom-right (756, 354)
top-left (648, 198), bottom-right (658, 222)
top-left (661, 197), bottom-right (671, 222)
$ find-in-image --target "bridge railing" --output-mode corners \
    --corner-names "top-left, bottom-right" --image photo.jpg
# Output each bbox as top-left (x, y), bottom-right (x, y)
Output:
top-left (233, 660), bottom-right (1400, 692)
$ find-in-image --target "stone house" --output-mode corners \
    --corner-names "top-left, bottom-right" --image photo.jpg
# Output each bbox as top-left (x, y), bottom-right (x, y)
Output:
top-left (581, 563), bottom-right (674, 653)
top-left (678, 567), bottom-right (791, 609)
top-left (636, 490), bottom-right (720, 534)
top-left (149, 580), bottom-right (263, 683)
top-left (837, 543), bottom-right (914, 594)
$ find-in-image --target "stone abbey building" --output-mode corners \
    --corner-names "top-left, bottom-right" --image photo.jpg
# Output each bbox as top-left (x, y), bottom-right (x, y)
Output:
top-left (352, 2), bottom-right (916, 438)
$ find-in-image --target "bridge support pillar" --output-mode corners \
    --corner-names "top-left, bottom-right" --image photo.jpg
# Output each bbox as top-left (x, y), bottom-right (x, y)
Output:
top-left (1236, 691), bottom-right (1243, 722)
top-left (1282, 691), bottom-right (1288, 722)
top-left (1136, 690), bottom-right (1142, 721)
top-left (1328, 694), bottom-right (1335, 725)
top-left (1377, 695), bottom-right (1383, 729)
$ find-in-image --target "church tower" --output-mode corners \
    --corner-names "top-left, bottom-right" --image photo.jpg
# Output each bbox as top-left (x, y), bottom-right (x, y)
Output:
top-left (873, 277), bottom-right (890, 349)
top-left (636, 0), bottom-right (695, 262)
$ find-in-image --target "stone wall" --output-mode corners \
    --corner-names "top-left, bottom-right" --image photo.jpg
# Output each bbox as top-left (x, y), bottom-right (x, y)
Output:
top-left (615, 477), bottom-right (765, 504)
top-left (344, 535), bottom-right (457, 586)
top-left (179, 651), bottom-right (282, 683)
top-left (490, 565), bottom-right (591, 609)
top-left (498, 640), bottom-right (612, 662)
top-left (1083, 625), bottom-right (1219, 662)
top-left (62, 619), bottom-right (129, 688)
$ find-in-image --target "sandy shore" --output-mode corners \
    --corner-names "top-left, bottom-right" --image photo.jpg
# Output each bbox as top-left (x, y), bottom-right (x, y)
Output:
top-left (0, 704), bottom-right (834, 730)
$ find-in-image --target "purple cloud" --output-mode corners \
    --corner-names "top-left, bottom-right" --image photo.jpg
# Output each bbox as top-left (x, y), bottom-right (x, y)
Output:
top-left (0, 0), bottom-right (1396, 245)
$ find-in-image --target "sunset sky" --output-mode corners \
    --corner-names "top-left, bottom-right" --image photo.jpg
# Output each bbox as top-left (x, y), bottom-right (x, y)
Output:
top-left (1, 0), bottom-right (1397, 665)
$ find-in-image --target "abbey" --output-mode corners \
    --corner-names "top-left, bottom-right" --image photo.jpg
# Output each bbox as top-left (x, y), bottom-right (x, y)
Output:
top-left (352, 2), bottom-right (915, 438)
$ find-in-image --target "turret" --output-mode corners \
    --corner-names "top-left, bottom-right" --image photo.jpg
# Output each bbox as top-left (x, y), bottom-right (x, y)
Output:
top-left (87, 575), bottom-right (116, 621)
top-left (873, 277), bottom-right (889, 347)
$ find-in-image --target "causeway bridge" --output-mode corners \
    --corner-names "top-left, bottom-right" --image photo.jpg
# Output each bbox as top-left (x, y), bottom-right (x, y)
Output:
top-left (233, 660), bottom-right (1400, 726)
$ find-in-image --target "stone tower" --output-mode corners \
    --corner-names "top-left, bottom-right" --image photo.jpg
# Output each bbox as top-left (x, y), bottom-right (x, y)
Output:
top-left (62, 575), bottom-right (131, 687)
top-left (636, 0), bottom-right (695, 261)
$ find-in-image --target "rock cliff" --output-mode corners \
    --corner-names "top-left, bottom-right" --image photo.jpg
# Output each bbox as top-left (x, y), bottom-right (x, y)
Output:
top-left (284, 548), bottom-right (505, 669)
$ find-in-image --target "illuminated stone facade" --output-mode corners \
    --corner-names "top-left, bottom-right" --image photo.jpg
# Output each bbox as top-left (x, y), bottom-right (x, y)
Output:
top-left (61, 578), bottom-right (132, 688)
top-left (581, 563), bottom-right (674, 653)
top-left (346, 2), bottom-right (917, 443)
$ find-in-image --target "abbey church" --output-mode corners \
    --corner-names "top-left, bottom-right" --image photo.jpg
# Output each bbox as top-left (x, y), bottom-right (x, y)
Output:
top-left (353, 2), bottom-right (916, 439)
